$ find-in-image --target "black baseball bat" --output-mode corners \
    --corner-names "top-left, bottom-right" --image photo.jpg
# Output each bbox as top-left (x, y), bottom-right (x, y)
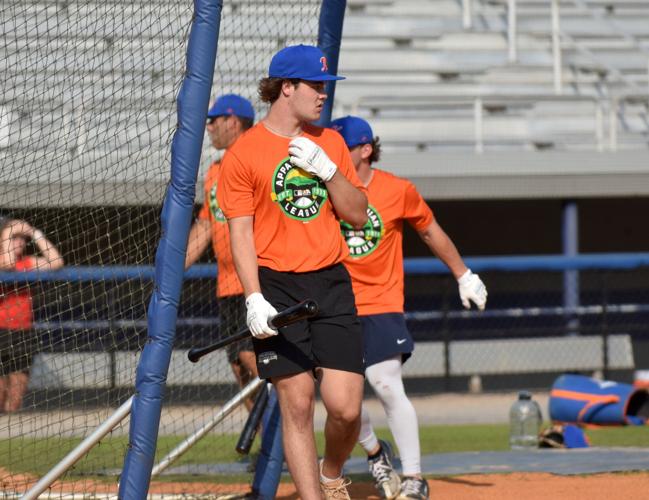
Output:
top-left (187, 299), bottom-right (318, 363)
top-left (235, 383), bottom-right (270, 455)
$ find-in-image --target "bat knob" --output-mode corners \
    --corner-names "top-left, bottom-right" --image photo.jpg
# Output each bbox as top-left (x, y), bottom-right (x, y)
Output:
top-left (305, 300), bottom-right (319, 316)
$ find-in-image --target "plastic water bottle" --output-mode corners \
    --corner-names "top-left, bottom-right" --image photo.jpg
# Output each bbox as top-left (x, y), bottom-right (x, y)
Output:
top-left (509, 391), bottom-right (542, 450)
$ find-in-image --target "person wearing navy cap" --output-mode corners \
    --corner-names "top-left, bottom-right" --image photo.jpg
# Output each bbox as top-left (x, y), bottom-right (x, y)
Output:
top-left (331, 116), bottom-right (488, 500)
top-left (185, 95), bottom-right (285, 500)
top-left (218, 45), bottom-right (368, 500)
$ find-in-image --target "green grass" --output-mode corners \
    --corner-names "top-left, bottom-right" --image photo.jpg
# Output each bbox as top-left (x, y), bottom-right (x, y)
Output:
top-left (374, 423), bottom-right (649, 454)
top-left (2, 423), bottom-right (648, 480)
top-left (0, 434), bottom-right (244, 478)
top-left (584, 425), bottom-right (649, 447)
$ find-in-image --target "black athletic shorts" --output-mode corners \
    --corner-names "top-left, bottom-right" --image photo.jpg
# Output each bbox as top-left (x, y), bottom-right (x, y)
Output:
top-left (254, 263), bottom-right (364, 380)
top-left (218, 294), bottom-right (253, 364)
top-left (0, 329), bottom-right (38, 376)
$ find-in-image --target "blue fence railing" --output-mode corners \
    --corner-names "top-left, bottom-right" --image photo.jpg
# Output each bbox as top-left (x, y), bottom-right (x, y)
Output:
top-left (2, 253), bottom-right (649, 283)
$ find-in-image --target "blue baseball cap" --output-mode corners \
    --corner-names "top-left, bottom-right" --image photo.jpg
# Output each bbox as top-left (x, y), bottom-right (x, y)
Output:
top-left (269, 44), bottom-right (345, 81)
top-left (207, 94), bottom-right (255, 120)
top-left (330, 116), bottom-right (374, 147)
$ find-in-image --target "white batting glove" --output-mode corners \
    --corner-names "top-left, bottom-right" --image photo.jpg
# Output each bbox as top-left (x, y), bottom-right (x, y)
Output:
top-left (458, 269), bottom-right (487, 311)
top-left (245, 293), bottom-right (279, 339)
top-left (288, 137), bottom-right (337, 182)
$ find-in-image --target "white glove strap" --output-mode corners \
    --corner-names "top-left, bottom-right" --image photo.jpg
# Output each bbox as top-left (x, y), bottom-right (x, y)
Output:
top-left (245, 292), bottom-right (265, 309)
top-left (458, 269), bottom-right (474, 285)
top-left (306, 147), bottom-right (336, 182)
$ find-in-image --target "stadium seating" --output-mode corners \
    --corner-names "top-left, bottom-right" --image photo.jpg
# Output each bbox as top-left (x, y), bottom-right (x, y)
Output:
top-left (2, 0), bottom-right (648, 197)
top-left (335, 0), bottom-right (649, 154)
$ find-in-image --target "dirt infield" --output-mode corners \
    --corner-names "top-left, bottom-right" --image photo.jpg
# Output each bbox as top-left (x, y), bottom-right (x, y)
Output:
top-left (3, 471), bottom-right (648, 499)
top-left (194, 473), bottom-right (649, 499)
top-left (211, 473), bottom-right (649, 499)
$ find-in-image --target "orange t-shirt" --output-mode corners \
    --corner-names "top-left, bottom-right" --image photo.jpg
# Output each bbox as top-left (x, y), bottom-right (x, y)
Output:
top-left (0, 257), bottom-right (34, 329)
top-left (198, 161), bottom-right (244, 298)
top-left (342, 169), bottom-right (433, 315)
top-left (218, 123), bottom-right (365, 273)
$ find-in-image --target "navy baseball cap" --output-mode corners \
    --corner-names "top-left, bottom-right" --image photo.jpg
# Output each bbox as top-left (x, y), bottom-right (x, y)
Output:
top-left (207, 94), bottom-right (255, 120)
top-left (330, 116), bottom-right (374, 147)
top-left (269, 44), bottom-right (345, 81)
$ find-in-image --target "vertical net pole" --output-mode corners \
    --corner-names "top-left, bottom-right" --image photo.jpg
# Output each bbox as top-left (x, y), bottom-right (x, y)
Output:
top-left (118, 0), bottom-right (223, 497)
top-left (315, 0), bottom-right (347, 127)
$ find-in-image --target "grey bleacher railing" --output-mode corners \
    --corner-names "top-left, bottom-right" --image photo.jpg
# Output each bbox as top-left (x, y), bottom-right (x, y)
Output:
top-left (348, 92), bottom-right (649, 152)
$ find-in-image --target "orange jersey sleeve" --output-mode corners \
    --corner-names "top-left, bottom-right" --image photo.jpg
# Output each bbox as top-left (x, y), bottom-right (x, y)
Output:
top-left (218, 123), bottom-right (365, 273)
top-left (342, 169), bottom-right (433, 315)
top-left (198, 161), bottom-right (243, 297)
top-left (403, 179), bottom-right (434, 232)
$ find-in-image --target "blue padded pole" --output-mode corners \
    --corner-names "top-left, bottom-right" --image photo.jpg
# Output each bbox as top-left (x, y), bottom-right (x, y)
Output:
top-left (315, 0), bottom-right (347, 127)
top-left (118, 0), bottom-right (223, 497)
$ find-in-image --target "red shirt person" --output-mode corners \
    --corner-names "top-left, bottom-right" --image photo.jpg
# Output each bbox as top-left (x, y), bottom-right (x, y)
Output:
top-left (0, 218), bottom-right (64, 413)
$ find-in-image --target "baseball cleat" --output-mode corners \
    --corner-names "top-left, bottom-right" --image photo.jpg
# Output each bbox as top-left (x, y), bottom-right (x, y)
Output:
top-left (368, 439), bottom-right (401, 499)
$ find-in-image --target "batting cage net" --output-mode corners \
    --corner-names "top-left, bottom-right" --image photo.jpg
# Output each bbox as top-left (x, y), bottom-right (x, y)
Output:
top-left (1, 0), bottom-right (320, 497)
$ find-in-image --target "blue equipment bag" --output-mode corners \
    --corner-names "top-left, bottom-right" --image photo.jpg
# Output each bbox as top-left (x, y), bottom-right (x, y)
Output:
top-left (549, 374), bottom-right (649, 426)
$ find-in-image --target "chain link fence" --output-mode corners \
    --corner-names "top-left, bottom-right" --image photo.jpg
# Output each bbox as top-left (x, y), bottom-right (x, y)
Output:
top-left (2, 256), bottom-right (645, 403)
top-left (404, 263), bottom-right (649, 392)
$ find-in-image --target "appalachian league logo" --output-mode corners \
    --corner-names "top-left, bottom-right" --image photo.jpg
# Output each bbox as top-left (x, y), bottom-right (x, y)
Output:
top-left (270, 157), bottom-right (328, 221)
top-left (341, 205), bottom-right (384, 258)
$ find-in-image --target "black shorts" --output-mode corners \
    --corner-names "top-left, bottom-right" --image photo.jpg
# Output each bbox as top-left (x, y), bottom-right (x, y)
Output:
top-left (254, 263), bottom-right (364, 380)
top-left (218, 294), bottom-right (253, 364)
top-left (0, 329), bottom-right (39, 376)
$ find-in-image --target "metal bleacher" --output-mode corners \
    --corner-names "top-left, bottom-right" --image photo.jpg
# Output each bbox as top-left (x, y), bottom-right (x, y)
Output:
top-left (333, 0), bottom-right (649, 199)
top-left (0, 1), bottom-right (320, 207)
top-left (336, 0), bottom-right (649, 151)
top-left (1, 0), bottom-right (648, 206)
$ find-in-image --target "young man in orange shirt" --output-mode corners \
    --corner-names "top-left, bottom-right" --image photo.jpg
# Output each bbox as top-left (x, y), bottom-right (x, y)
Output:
top-left (184, 94), bottom-right (284, 500)
top-left (218, 45), bottom-right (368, 500)
top-left (331, 116), bottom-right (488, 500)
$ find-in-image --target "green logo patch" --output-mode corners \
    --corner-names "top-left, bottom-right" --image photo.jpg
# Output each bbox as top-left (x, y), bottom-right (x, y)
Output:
top-left (270, 157), bottom-right (328, 221)
top-left (341, 205), bottom-right (384, 258)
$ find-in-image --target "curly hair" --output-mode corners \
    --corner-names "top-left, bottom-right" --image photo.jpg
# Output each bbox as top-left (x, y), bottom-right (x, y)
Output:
top-left (368, 137), bottom-right (382, 164)
top-left (258, 77), bottom-right (301, 103)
